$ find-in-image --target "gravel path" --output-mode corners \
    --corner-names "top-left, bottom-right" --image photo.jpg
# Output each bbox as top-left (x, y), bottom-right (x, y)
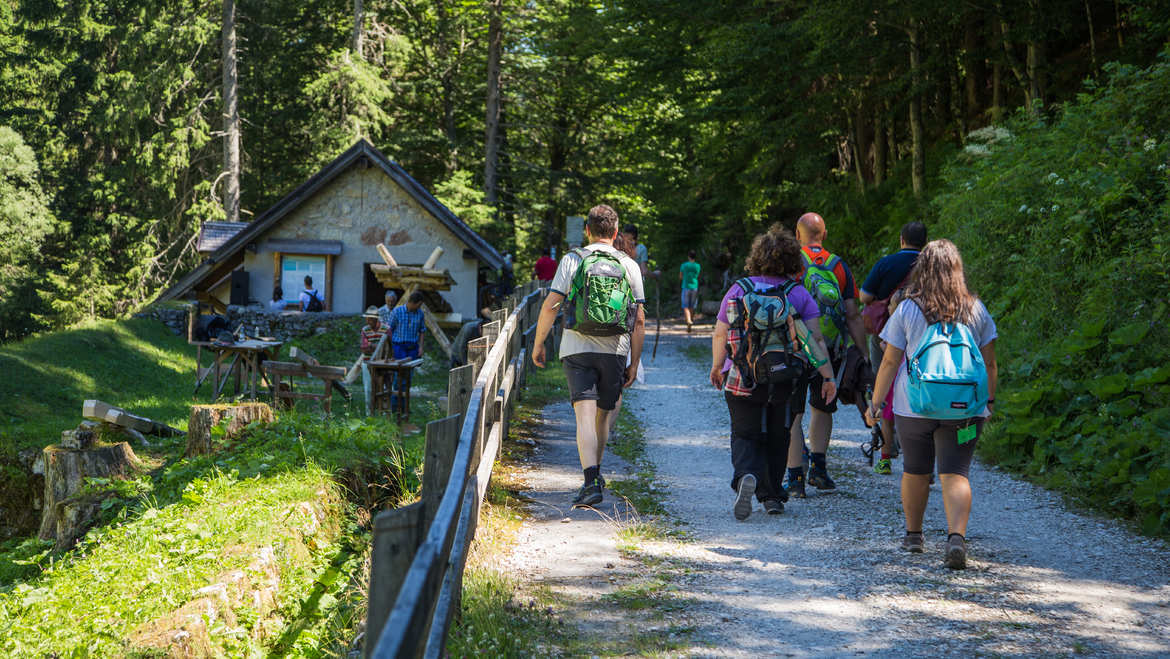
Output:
top-left (501, 325), bottom-right (1170, 657)
top-left (621, 326), bottom-right (1170, 657)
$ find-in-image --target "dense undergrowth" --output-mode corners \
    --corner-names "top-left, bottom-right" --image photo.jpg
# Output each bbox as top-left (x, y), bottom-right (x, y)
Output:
top-left (811, 54), bottom-right (1170, 536)
top-left (931, 56), bottom-right (1170, 536)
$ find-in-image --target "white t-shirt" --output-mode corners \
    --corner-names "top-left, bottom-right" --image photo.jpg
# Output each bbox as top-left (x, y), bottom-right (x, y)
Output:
top-left (550, 242), bottom-right (646, 358)
top-left (880, 298), bottom-right (997, 418)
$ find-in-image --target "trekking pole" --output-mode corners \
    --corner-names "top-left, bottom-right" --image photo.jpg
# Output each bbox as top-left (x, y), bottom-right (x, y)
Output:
top-left (652, 275), bottom-right (662, 360)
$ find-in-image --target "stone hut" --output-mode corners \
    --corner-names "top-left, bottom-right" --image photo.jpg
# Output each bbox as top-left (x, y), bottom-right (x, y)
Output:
top-left (157, 139), bottom-right (503, 320)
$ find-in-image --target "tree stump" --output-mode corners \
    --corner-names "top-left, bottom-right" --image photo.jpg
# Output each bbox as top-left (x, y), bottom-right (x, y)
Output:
top-left (185, 403), bottom-right (275, 457)
top-left (38, 441), bottom-right (141, 545)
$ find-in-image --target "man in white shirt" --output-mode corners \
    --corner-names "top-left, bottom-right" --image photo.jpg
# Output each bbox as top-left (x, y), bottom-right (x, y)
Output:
top-left (532, 205), bottom-right (646, 508)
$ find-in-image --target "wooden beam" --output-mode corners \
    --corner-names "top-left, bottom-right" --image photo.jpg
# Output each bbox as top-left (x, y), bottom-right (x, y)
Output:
top-left (376, 243), bottom-right (398, 267)
top-left (421, 305), bottom-right (452, 359)
top-left (325, 253), bottom-right (334, 312)
top-left (290, 346), bottom-right (350, 399)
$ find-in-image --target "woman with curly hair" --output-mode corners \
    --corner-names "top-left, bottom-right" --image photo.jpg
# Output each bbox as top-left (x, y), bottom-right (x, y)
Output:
top-left (710, 224), bottom-right (837, 520)
top-left (866, 239), bottom-right (998, 569)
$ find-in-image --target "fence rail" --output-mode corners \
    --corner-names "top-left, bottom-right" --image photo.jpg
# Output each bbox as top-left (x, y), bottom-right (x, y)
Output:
top-left (364, 280), bottom-right (557, 658)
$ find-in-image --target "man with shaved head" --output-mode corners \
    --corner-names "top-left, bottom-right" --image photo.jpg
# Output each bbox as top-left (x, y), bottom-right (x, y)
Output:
top-left (786, 212), bottom-right (870, 497)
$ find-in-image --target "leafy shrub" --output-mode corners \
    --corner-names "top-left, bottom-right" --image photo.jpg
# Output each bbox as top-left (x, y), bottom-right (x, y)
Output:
top-left (932, 54), bottom-right (1170, 535)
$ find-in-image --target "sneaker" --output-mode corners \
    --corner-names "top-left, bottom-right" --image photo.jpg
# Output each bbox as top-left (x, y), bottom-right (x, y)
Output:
top-left (762, 498), bottom-right (784, 515)
top-left (733, 474), bottom-right (756, 520)
top-left (874, 458), bottom-right (892, 475)
top-left (901, 532), bottom-right (925, 553)
top-left (945, 534), bottom-right (967, 569)
top-left (572, 480), bottom-right (603, 508)
top-left (785, 474), bottom-right (806, 499)
top-left (807, 466), bottom-right (837, 491)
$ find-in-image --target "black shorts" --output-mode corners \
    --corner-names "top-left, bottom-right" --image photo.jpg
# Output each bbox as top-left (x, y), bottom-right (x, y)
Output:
top-left (562, 353), bottom-right (626, 410)
top-left (808, 370), bottom-right (837, 414)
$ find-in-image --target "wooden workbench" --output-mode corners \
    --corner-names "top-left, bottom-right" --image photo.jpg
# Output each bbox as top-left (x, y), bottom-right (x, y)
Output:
top-left (362, 357), bottom-right (424, 421)
top-left (193, 339), bottom-right (283, 401)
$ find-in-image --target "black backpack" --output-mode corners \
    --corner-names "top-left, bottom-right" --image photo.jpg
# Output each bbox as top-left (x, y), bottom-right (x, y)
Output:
top-left (304, 290), bottom-right (324, 312)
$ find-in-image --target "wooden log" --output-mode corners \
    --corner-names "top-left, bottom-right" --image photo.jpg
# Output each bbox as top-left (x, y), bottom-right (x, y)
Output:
top-left (185, 402), bottom-right (275, 457)
top-left (421, 305), bottom-right (452, 359)
top-left (82, 399), bottom-right (117, 423)
top-left (290, 347), bottom-right (351, 400)
top-left (104, 409), bottom-right (154, 434)
top-left (394, 247), bottom-right (445, 308)
top-left (377, 243), bottom-right (398, 267)
top-left (39, 440), bottom-right (142, 544)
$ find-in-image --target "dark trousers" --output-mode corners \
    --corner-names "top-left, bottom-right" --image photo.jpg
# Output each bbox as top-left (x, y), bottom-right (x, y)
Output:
top-left (725, 386), bottom-right (801, 502)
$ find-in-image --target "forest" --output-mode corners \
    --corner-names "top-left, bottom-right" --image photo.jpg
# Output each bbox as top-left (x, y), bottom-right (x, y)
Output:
top-left (2, 0), bottom-right (1169, 530)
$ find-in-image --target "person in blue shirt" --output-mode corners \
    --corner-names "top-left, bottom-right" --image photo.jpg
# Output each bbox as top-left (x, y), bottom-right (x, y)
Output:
top-left (385, 292), bottom-right (426, 359)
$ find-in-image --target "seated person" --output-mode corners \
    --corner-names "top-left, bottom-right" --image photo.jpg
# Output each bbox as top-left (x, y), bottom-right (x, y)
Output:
top-left (360, 306), bottom-right (386, 358)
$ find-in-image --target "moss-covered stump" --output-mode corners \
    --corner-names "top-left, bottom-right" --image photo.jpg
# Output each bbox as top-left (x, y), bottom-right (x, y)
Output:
top-left (38, 441), bottom-right (141, 544)
top-left (185, 403), bottom-right (275, 457)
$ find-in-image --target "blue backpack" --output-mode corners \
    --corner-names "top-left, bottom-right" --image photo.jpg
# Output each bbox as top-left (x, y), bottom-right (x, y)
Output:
top-left (905, 320), bottom-right (988, 419)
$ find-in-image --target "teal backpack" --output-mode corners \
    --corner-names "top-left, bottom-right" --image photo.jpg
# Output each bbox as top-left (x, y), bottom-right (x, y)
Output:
top-left (565, 248), bottom-right (636, 336)
top-left (905, 318), bottom-right (989, 419)
top-left (800, 250), bottom-right (849, 355)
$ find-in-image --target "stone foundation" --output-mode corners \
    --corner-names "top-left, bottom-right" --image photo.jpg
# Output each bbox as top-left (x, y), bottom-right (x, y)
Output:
top-left (136, 305), bottom-right (359, 342)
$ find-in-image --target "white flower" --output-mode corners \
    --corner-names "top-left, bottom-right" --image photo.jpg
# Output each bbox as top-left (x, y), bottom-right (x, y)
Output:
top-left (1144, 138), bottom-right (1157, 152)
top-left (1052, 204), bottom-right (1060, 211)
top-left (1018, 204), bottom-right (1029, 213)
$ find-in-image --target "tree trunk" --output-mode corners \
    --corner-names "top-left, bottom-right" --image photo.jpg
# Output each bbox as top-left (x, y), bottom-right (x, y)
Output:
top-left (484, 0), bottom-right (503, 206)
top-left (854, 104), bottom-right (873, 183)
top-left (908, 21), bottom-right (926, 198)
top-left (948, 54), bottom-right (966, 145)
top-left (1115, 0), bottom-right (1124, 49)
top-left (886, 97), bottom-right (897, 163)
top-left (1084, 0), bottom-right (1097, 73)
top-left (963, 16), bottom-right (983, 124)
top-left (39, 441), bottom-right (141, 545)
top-left (186, 403), bottom-right (275, 457)
top-left (222, 0), bottom-right (240, 223)
top-left (873, 106), bottom-right (886, 186)
top-left (353, 0), bottom-right (364, 57)
top-left (1026, 0), bottom-right (1045, 112)
top-left (992, 59), bottom-right (1003, 123)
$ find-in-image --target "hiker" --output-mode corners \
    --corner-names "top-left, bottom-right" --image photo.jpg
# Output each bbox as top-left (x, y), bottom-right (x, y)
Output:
top-left (299, 276), bottom-right (324, 312)
top-left (377, 290), bottom-right (399, 329)
top-left (269, 286), bottom-right (285, 311)
top-left (622, 224), bottom-right (650, 277)
top-left (784, 212), bottom-right (872, 497)
top-left (532, 204), bottom-right (646, 508)
top-left (534, 248), bottom-right (557, 285)
top-left (385, 291), bottom-right (427, 360)
top-left (710, 224), bottom-right (836, 520)
top-left (360, 306), bottom-right (386, 358)
top-left (499, 252), bottom-right (515, 296)
top-left (866, 239), bottom-right (997, 570)
top-left (680, 250), bottom-right (701, 332)
top-left (860, 221), bottom-right (926, 473)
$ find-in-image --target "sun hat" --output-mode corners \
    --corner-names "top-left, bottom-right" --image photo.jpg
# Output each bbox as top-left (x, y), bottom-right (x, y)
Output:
top-left (363, 305), bottom-right (380, 319)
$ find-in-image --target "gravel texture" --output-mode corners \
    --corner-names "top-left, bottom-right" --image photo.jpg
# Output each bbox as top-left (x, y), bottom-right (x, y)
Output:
top-left (504, 326), bottom-right (1170, 657)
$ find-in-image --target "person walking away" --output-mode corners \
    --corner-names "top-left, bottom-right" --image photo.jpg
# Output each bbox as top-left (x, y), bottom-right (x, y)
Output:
top-left (377, 290), bottom-right (399, 329)
top-left (534, 248), bottom-right (558, 286)
top-left (710, 224), bottom-right (836, 520)
top-left (784, 212), bottom-right (872, 497)
top-left (866, 239), bottom-right (997, 569)
top-left (859, 221), bottom-right (926, 474)
top-left (269, 286), bottom-right (286, 311)
top-left (622, 224), bottom-right (650, 278)
top-left (680, 251), bottom-right (701, 332)
top-left (360, 306), bottom-right (386, 358)
top-left (532, 205), bottom-right (646, 508)
top-left (499, 252), bottom-right (515, 296)
top-left (300, 276), bottom-right (324, 312)
top-left (605, 233), bottom-right (646, 439)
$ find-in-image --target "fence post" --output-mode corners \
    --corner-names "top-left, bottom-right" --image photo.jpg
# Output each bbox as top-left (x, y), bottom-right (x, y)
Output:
top-left (364, 501), bottom-right (425, 658)
top-left (467, 337), bottom-right (488, 379)
top-left (422, 415), bottom-right (462, 529)
top-left (447, 365), bottom-right (474, 419)
top-left (482, 321), bottom-right (500, 348)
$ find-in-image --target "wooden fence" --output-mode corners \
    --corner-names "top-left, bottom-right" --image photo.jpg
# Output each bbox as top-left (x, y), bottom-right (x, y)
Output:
top-left (364, 280), bottom-right (558, 658)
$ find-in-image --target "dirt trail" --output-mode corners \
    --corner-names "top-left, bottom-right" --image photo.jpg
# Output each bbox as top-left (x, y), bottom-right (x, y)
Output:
top-left (503, 325), bottom-right (1170, 657)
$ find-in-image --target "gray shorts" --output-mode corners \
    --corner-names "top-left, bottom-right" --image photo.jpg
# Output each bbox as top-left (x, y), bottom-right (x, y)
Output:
top-left (681, 288), bottom-right (699, 310)
top-left (894, 415), bottom-right (983, 477)
top-left (563, 352), bottom-right (626, 410)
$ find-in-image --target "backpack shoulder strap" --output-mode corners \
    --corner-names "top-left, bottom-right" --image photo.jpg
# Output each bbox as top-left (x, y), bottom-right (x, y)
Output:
top-left (735, 277), bottom-right (755, 294)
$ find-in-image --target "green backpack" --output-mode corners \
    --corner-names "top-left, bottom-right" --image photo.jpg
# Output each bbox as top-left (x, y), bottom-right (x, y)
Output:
top-left (801, 250), bottom-right (850, 354)
top-left (566, 247), bottom-right (636, 336)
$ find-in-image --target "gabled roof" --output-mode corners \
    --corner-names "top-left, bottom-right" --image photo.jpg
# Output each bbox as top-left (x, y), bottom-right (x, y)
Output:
top-left (157, 139), bottom-right (503, 303)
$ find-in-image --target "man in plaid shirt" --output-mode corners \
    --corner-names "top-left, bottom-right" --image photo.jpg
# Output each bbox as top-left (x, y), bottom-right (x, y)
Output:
top-left (385, 292), bottom-right (426, 359)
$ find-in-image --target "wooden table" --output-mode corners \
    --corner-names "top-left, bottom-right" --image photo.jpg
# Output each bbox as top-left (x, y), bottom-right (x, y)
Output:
top-left (263, 360), bottom-right (348, 414)
top-left (362, 358), bottom-right (424, 421)
top-left (193, 339), bottom-right (283, 401)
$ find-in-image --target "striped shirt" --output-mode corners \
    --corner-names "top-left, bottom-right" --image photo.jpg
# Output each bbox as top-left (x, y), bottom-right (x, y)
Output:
top-left (386, 306), bottom-right (425, 345)
top-left (360, 325), bottom-right (386, 356)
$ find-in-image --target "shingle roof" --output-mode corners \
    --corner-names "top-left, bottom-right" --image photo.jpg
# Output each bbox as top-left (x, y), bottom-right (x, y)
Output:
top-left (157, 139), bottom-right (504, 303)
top-left (196, 222), bottom-right (249, 253)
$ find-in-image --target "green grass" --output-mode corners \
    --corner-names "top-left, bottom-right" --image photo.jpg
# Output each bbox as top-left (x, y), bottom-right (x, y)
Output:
top-left (0, 318), bottom-right (194, 457)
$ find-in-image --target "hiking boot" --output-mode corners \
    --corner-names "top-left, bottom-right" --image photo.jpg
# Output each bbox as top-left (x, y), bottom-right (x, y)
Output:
top-left (785, 474), bottom-right (806, 499)
top-left (874, 458), bottom-right (892, 475)
top-left (901, 532), bottom-right (925, 553)
top-left (572, 480), bottom-right (603, 508)
top-left (762, 498), bottom-right (784, 515)
top-left (733, 474), bottom-right (756, 521)
top-left (945, 534), bottom-right (967, 569)
top-left (807, 466), bottom-right (837, 491)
